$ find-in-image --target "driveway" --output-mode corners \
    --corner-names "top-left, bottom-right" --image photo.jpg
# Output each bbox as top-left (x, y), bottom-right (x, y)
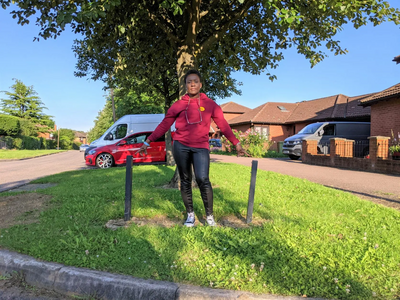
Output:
top-left (0, 151), bottom-right (88, 192)
top-left (210, 154), bottom-right (400, 209)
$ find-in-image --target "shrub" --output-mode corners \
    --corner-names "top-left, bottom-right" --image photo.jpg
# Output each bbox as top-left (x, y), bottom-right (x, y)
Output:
top-left (389, 129), bottom-right (400, 155)
top-left (13, 137), bottom-right (23, 149)
top-left (0, 114), bottom-right (20, 136)
top-left (221, 129), bottom-right (273, 157)
top-left (0, 136), bottom-right (14, 149)
top-left (22, 136), bottom-right (41, 149)
top-left (19, 118), bottom-right (38, 137)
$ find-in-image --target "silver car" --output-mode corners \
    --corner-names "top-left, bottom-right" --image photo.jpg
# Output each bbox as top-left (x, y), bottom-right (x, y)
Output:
top-left (79, 144), bottom-right (89, 152)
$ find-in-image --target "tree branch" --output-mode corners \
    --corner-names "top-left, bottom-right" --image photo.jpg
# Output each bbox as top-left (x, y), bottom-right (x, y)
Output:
top-left (198, 0), bottom-right (257, 54)
top-left (145, 5), bottom-right (180, 46)
top-left (185, 0), bottom-right (201, 49)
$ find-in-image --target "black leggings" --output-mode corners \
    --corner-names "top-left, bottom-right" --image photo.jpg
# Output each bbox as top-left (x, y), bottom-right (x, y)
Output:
top-left (173, 141), bottom-right (213, 216)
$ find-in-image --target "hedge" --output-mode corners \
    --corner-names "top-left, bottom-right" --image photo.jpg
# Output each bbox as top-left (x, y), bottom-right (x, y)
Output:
top-left (0, 114), bottom-right (20, 136)
top-left (0, 135), bottom-right (56, 150)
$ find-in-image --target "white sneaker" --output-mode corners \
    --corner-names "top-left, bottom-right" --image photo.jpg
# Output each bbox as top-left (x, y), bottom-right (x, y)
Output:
top-left (206, 215), bottom-right (216, 226)
top-left (184, 212), bottom-right (195, 227)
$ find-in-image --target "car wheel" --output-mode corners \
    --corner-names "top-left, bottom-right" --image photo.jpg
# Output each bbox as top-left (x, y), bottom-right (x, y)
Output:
top-left (96, 153), bottom-right (114, 169)
top-left (288, 154), bottom-right (300, 160)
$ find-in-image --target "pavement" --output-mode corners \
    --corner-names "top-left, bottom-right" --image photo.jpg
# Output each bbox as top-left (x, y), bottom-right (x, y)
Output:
top-left (1, 152), bottom-right (399, 299)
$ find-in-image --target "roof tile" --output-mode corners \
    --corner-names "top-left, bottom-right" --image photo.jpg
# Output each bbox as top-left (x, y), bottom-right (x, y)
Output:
top-left (359, 83), bottom-right (400, 105)
top-left (220, 101), bottom-right (252, 113)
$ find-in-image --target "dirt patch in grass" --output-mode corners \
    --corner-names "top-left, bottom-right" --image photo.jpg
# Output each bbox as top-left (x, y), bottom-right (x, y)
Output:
top-left (105, 214), bottom-right (268, 230)
top-left (0, 192), bottom-right (53, 229)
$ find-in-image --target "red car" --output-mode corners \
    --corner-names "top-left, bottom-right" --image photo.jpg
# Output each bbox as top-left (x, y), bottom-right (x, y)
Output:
top-left (85, 131), bottom-right (173, 169)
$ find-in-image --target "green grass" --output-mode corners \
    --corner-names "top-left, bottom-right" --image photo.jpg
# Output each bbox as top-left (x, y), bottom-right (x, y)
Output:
top-left (0, 163), bottom-right (399, 299)
top-left (0, 149), bottom-right (66, 160)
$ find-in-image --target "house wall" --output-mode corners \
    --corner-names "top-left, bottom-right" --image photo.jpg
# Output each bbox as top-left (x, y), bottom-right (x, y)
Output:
top-left (74, 137), bottom-right (87, 144)
top-left (294, 122), bottom-right (310, 134)
top-left (37, 132), bottom-right (51, 139)
top-left (231, 124), bottom-right (251, 133)
top-left (370, 97), bottom-right (400, 138)
top-left (269, 125), bottom-right (294, 141)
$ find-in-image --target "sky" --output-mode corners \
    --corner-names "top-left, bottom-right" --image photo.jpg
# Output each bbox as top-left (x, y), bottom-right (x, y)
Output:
top-left (1, 2), bottom-right (400, 133)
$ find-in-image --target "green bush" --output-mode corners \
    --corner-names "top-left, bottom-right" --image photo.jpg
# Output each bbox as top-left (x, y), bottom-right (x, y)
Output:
top-left (221, 129), bottom-right (273, 157)
top-left (22, 136), bottom-right (41, 149)
top-left (72, 142), bottom-right (80, 150)
top-left (0, 114), bottom-right (20, 136)
top-left (0, 136), bottom-right (14, 149)
top-left (19, 118), bottom-right (38, 137)
top-left (13, 137), bottom-right (23, 149)
top-left (1, 135), bottom-right (56, 150)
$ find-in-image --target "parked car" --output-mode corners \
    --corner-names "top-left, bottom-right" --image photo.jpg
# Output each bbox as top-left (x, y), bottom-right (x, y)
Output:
top-left (79, 144), bottom-right (89, 152)
top-left (84, 114), bottom-right (176, 160)
top-left (282, 121), bottom-right (371, 160)
top-left (209, 138), bottom-right (222, 148)
top-left (85, 131), bottom-right (173, 169)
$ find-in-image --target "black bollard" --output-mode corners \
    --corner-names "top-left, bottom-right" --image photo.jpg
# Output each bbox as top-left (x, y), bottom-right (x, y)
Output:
top-left (124, 155), bottom-right (133, 221)
top-left (246, 160), bottom-right (258, 224)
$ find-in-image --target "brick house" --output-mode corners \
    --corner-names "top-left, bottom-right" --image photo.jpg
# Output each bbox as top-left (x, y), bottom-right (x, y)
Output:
top-left (224, 94), bottom-right (372, 150)
top-left (74, 131), bottom-right (88, 144)
top-left (359, 83), bottom-right (400, 138)
top-left (37, 124), bottom-right (56, 140)
top-left (210, 101), bottom-right (252, 138)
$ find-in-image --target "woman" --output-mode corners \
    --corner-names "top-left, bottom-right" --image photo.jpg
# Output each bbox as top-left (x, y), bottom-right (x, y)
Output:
top-left (136, 69), bottom-right (247, 227)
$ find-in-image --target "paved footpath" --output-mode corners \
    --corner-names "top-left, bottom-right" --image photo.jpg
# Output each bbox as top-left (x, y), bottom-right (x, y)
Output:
top-left (210, 154), bottom-right (400, 206)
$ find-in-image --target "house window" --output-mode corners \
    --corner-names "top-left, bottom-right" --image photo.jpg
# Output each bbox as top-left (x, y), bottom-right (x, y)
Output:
top-left (254, 126), bottom-right (269, 137)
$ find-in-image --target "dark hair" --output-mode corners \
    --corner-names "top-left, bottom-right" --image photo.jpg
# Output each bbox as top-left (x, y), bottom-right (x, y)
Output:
top-left (184, 69), bottom-right (202, 83)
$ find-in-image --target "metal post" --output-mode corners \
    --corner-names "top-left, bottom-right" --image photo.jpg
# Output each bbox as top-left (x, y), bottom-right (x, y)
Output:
top-left (246, 160), bottom-right (258, 224)
top-left (124, 155), bottom-right (133, 221)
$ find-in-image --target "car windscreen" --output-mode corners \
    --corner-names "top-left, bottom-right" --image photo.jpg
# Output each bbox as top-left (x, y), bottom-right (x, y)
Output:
top-left (298, 123), bottom-right (322, 134)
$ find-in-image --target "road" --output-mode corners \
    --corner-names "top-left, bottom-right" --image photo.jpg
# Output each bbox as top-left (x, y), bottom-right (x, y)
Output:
top-left (1, 151), bottom-right (399, 205)
top-left (0, 151), bottom-right (88, 192)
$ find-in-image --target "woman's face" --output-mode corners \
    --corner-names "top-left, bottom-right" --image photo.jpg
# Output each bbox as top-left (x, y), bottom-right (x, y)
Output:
top-left (185, 74), bottom-right (202, 97)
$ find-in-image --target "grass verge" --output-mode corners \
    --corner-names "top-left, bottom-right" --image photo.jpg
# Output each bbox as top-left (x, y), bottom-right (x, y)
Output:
top-left (0, 149), bottom-right (66, 160)
top-left (0, 163), bottom-right (399, 299)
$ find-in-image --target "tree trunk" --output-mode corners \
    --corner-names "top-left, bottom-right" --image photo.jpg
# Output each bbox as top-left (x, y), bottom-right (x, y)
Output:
top-left (165, 128), bottom-right (175, 166)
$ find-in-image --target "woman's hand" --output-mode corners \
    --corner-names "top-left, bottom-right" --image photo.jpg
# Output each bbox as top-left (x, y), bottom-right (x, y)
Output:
top-left (235, 143), bottom-right (250, 157)
top-left (135, 144), bottom-right (148, 156)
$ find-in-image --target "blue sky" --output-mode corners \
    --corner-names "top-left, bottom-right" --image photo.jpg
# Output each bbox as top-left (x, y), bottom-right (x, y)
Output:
top-left (1, 2), bottom-right (399, 132)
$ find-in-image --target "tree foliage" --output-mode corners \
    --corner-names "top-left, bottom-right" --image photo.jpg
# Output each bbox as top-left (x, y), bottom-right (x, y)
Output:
top-left (2, 0), bottom-right (399, 99)
top-left (0, 79), bottom-right (54, 130)
top-left (86, 87), bottom-right (164, 143)
top-left (55, 128), bottom-right (77, 150)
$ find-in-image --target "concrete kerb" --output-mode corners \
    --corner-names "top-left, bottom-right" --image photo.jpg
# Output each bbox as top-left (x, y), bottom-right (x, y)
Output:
top-left (0, 250), bottom-right (325, 300)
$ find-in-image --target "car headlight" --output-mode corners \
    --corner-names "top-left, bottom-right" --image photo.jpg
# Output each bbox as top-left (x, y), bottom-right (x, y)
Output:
top-left (88, 150), bottom-right (97, 155)
top-left (293, 140), bottom-right (302, 145)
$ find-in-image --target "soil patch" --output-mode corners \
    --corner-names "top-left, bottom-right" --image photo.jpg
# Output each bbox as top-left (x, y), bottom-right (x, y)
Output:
top-left (0, 193), bottom-right (53, 229)
top-left (105, 214), bottom-right (267, 230)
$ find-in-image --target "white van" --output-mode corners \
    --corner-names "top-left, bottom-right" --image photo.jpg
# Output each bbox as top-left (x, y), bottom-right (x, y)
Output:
top-left (85, 114), bottom-right (173, 157)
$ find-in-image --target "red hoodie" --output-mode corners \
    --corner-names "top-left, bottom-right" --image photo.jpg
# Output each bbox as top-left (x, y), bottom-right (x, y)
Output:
top-left (147, 93), bottom-right (239, 149)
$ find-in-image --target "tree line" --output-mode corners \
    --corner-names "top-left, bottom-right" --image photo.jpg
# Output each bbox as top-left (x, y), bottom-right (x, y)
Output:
top-left (0, 79), bottom-right (78, 150)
